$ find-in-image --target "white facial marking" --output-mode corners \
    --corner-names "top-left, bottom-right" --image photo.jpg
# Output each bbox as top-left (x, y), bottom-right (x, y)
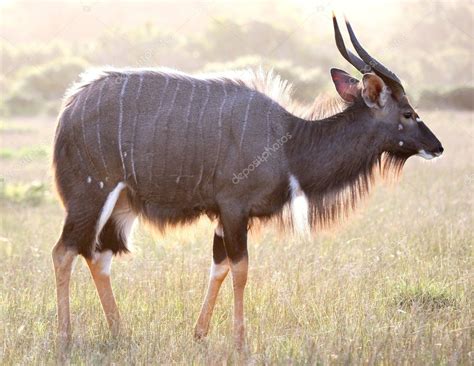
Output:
top-left (215, 224), bottom-right (224, 238)
top-left (123, 151), bottom-right (127, 158)
top-left (87, 176), bottom-right (92, 184)
top-left (99, 181), bottom-right (104, 189)
top-left (417, 149), bottom-right (435, 160)
top-left (398, 124), bottom-right (403, 131)
top-left (416, 117), bottom-right (422, 123)
top-left (399, 141), bottom-right (404, 146)
top-left (96, 182), bottom-right (126, 244)
top-left (289, 174), bottom-right (309, 234)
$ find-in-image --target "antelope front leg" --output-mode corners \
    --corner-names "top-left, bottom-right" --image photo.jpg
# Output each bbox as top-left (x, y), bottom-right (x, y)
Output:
top-left (195, 225), bottom-right (230, 339)
top-left (229, 256), bottom-right (248, 349)
top-left (219, 206), bottom-right (249, 350)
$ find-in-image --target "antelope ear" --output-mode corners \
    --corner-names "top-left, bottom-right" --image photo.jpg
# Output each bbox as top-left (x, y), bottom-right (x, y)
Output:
top-left (361, 73), bottom-right (390, 109)
top-left (330, 68), bottom-right (359, 102)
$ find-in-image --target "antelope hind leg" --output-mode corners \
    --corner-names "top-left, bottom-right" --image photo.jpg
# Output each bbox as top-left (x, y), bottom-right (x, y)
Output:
top-left (86, 250), bottom-right (121, 336)
top-left (195, 225), bottom-right (230, 339)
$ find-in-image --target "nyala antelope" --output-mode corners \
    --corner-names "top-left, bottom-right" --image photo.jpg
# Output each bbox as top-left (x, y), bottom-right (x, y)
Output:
top-left (52, 16), bottom-right (443, 348)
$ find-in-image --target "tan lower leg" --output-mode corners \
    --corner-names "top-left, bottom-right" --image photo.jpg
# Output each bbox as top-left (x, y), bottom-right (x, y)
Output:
top-left (195, 259), bottom-right (230, 338)
top-left (230, 258), bottom-right (248, 349)
top-left (86, 250), bottom-right (120, 335)
top-left (52, 242), bottom-right (77, 343)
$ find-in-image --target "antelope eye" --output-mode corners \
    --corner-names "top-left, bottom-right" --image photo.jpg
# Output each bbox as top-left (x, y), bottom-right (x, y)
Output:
top-left (403, 112), bottom-right (412, 119)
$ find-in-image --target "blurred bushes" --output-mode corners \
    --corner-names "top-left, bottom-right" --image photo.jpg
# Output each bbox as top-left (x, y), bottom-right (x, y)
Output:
top-left (1, 11), bottom-right (472, 117)
top-left (419, 87), bottom-right (474, 111)
top-left (0, 146), bottom-right (49, 160)
top-left (3, 57), bottom-right (88, 116)
top-left (203, 55), bottom-right (326, 102)
top-left (0, 180), bottom-right (50, 206)
top-left (1, 42), bottom-right (71, 76)
top-left (192, 19), bottom-right (316, 67)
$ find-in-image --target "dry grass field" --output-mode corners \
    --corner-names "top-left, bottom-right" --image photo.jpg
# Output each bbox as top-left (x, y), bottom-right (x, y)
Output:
top-left (0, 110), bottom-right (472, 364)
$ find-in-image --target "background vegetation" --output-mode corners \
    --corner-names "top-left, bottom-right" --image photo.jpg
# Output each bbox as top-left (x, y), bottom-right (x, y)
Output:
top-left (1, 0), bottom-right (473, 116)
top-left (0, 0), bottom-right (472, 364)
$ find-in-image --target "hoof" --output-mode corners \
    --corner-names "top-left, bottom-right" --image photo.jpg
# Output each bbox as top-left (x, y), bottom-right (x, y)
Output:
top-left (234, 339), bottom-right (246, 352)
top-left (56, 334), bottom-right (72, 365)
top-left (110, 323), bottom-right (121, 338)
top-left (193, 327), bottom-right (208, 341)
top-left (57, 332), bottom-right (71, 347)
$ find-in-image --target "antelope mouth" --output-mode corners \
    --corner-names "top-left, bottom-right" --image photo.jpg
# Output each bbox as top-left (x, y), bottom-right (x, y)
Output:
top-left (417, 149), bottom-right (442, 160)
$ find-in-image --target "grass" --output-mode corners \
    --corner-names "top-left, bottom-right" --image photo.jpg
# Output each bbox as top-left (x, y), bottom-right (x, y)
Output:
top-left (392, 279), bottom-right (459, 311)
top-left (0, 111), bottom-right (472, 364)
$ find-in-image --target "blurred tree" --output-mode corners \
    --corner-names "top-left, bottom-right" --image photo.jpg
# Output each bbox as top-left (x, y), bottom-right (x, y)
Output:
top-left (202, 55), bottom-right (328, 102)
top-left (0, 41), bottom-right (71, 79)
top-left (191, 19), bottom-right (316, 67)
top-left (87, 23), bottom-right (194, 70)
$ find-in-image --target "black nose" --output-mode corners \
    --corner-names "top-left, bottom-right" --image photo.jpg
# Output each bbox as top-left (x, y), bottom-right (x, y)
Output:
top-left (434, 145), bottom-right (444, 156)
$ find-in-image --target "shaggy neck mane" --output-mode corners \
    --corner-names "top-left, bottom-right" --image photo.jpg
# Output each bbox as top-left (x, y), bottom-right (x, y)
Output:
top-left (232, 69), bottom-right (407, 228)
top-left (284, 102), bottom-right (407, 228)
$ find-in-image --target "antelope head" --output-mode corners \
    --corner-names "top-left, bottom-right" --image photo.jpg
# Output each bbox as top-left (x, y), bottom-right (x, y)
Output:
top-left (330, 14), bottom-right (444, 160)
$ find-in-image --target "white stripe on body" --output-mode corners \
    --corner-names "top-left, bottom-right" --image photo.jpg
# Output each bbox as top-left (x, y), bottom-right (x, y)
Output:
top-left (176, 80), bottom-right (196, 182)
top-left (193, 83), bottom-right (210, 194)
top-left (130, 74), bottom-right (144, 185)
top-left (96, 80), bottom-right (110, 177)
top-left (210, 84), bottom-right (228, 180)
top-left (266, 101), bottom-right (273, 148)
top-left (149, 75), bottom-right (170, 184)
top-left (155, 78), bottom-right (181, 181)
top-left (239, 91), bottom-right (256, 150)
top-left (118, 76), bottom-right (129, 180)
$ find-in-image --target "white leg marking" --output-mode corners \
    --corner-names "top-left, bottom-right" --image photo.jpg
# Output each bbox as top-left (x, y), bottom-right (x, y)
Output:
top-left (96, 182), bottom-right (126, 244)
top-left (210, 260), bottom-right (229, 280)
top-left (289, 174), bottom-right (309, 234)
top-left (111, 206), bottom-right (137, 250)
top-left (215, 223), bottom-right (224, 238)
top-left (92, 250), bottom-right (114, 276)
